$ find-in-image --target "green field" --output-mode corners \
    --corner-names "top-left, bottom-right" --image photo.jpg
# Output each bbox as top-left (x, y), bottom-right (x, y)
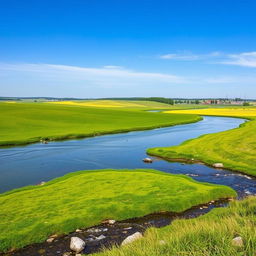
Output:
top-left (148, 108), bottom-right (256, 177)
top-left (0, 102), bottom-right (201, 146)
top-left (96, 196), bottom-right (256, 256)
top-left (0, 169), bottom-right (236, 252)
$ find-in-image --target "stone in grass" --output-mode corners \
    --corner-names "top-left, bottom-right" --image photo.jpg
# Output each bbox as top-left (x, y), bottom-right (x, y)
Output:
top-left (121, 232), bottom-right (143, 246)
top-left (212, 163), bottom-right (224, 168)
top-left (46, 237), bottom-right (55, 243)
top-left (70, 237), bottom-right (86, 253)
top-left (102, 219), bottom-right (116, 225)
top-left (231, 236), bottom-right (244, 247)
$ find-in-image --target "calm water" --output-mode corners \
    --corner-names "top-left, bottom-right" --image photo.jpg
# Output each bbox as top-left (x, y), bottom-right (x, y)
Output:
top-left (0, 116), bottom-right (255, 196)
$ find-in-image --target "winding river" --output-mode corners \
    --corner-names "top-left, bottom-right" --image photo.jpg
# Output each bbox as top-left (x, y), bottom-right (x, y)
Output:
top-left (0, 115), bottom-right (255, 197)
top-left (1, 115), bottom-right (256, 255)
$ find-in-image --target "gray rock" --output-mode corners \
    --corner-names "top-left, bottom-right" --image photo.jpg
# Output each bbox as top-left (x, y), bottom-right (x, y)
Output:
top-left (212, 163), bottom-right (224, 168)
top-left (95, 234), bottom-right (106, 240)
top-left (121, 232), bottom-right (143, 246)
top-left (46, 237), bottom-right (55, 243)
top-left (143, 158), bottom-right (153, 163)
top-left (70, 237), bottom-right (86, 253)
top-left (231, 236), bottom-right (244, 247)
top-left (102, 219), bottom-right (116, 225)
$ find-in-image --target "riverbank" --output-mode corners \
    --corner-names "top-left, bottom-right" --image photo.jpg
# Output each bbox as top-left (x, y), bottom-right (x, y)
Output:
top-left (96, 196), bottom-right (256, 256)
top-left (0, 102), bottom-right (202, 147)
top-left (0, 169), bottom-right (236, 253)
top-left (148, 108), bottom-right (256, 177)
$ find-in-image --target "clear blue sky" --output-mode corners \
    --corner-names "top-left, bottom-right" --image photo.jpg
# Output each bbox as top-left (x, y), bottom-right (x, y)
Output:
top-left (1, 0), bottom-right (256, 98)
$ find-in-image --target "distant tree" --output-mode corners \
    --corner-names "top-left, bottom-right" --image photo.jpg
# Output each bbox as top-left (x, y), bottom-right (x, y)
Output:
top-left (243, 102), bottom-right (250, 106)
top-left (195, 100), bottom-right (200, 104)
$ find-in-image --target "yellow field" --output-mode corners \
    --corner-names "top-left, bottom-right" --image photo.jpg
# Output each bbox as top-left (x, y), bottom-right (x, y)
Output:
top-left (165, 107), bottom-right (256, 117)
top-left (49, 100), bottom-right (173, 108)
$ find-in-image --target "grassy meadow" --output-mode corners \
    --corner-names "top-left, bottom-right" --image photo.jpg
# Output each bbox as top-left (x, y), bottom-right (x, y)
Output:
top-left (96, 196), bottom-right (256, 256)
top-left (0, 169), bottom-right (236, 252)
top-left (0, 101), bottom-right (202, 146)
top-left (49, 100), bottom-right (215, 110)
top-left (148, 107), bottom-right (256, 176)
top-left (49, 99), bottom-right (176, 108)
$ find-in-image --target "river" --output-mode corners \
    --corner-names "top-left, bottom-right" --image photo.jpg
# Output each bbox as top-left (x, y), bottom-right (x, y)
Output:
top-left (0, 116), bottom-right (255, 197)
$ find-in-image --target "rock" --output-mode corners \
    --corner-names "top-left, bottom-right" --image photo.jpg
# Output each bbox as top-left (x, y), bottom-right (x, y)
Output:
top-left (95, 234), bottom-right (106, 240)
top-left (76, 229), bottom-right (82, 232)
top-left (212, 163), bottom-right (224, 168)
top-left (70, 237), bottom-right (86, 253)
top-left (143, 158), bottom-right (153, 163)
top-left (46, 237), bottom-right (55, 243)
top-left (231, 236), bottom-right (244, 247)
top-left (75, 254), bottom-right (82, 256)
top-left (39, 181), bottom-right (46, 186)
top-left (102, 219), bottom-right (116, 225)
top-left (121, 232), bottom-right (143, 246)
top-left (87, 227), bottom-right (101, 233)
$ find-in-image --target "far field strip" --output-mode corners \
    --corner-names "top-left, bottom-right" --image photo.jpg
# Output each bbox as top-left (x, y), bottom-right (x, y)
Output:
top-left (0, 101), bottom-right (201, 146)
top-left (148, 107), bottom-right (256, 176)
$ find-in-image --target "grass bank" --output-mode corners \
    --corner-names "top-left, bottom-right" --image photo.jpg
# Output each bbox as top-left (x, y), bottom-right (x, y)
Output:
top-left (96, 196), bottom-right (256, 256)
top-left (0, 169), bottom-right (236, 252)
top-left (0, 102), bottom-right (202, 146)
top-left (148, 107), bottom-right (256, 177)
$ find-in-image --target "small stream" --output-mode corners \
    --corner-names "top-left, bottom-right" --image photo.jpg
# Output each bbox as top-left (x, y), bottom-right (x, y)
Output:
top-left (0, 116), bottom-right (255, 255)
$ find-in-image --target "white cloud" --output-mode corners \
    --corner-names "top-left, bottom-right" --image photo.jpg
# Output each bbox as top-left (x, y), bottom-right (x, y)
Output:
top-left (0, 63), bottom-right (185, 87)
top-left (103, 65), bottom-right (124, 69)
top-left (160, 50), bottom-right (256, 68)
top-left (220, 52), bottom-right (256, 67)
top-left (159, 51), bottom-right (222, 61)
top-left (160, 53), bottom-right (199, 60)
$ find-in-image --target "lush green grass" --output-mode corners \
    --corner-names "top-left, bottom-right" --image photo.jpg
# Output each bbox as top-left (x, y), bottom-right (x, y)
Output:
top-left (0, 102), bottom-right (202, 146)
top-left (96, 196), bottom-right (256, 256)
top-left (148, 108), bottom-right (256, 176)
top-left (0, 169), bottom-right (236, 252)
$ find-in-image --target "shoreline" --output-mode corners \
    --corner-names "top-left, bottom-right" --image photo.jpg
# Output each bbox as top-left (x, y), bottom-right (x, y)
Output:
top-left (0, 116), bottom-right (203, 148)
top-left (148, 153), bottom-right (256, 180)
top-left (0, 197), bottom-right (232, 256)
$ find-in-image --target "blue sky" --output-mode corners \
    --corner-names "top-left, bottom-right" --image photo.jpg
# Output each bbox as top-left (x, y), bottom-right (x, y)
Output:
top-left (1, 0), bottom-right (256, 98)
